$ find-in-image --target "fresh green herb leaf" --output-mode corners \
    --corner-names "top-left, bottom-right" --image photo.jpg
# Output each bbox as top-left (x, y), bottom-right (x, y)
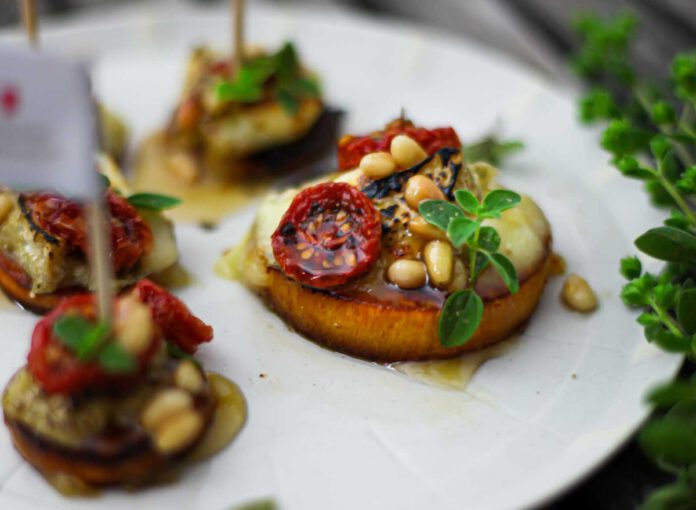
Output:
top-left (639, 480), bottom-right (696, 510)
top-left (166, 341), bottom-right (202, 368)
top-left (477, 226), bottom-right (501, 252)
top-left (635, 227), bottom-right (696, 265)
top-left (453, 189), bottom-right (479, 214)
top-left (462, 136), bottom-right (524, 166)
top-left (232, 498), bottom-right (277, 510)
top-left (639, 400), bottom-right (696, 466)
top-left (447, 217), bottom-right (478, 248)
top-left (487, 252), bottom-right (519, 294)
top-left (76, 321), bottom-right (110, 361)
top-left (128, 193), bottom-right (182, 211)
top-left (647, 380), bottom-right (696, 408)
top-left (620, 256), bottom-right (642, 279)
top-left (52, 314), bottom-right (95, 353)
top-left (418, 200), bottom-right (464, 230)
top-left (677, 288), bottom-right (696, 335)
top-left (98, 343), bottom-right (138, 374)
top-left (438, 290), bottom-right (484, 347)
top-left (480, 189), bottom-right (521, 217)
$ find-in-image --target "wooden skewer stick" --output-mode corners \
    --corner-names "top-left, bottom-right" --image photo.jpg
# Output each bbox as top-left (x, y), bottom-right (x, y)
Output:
top-left (20, 0), bottom-right (39, 48)
top-left (87, 200), bottom-right (114, 326)
top-left (231, 0), bottom-right (245, 77)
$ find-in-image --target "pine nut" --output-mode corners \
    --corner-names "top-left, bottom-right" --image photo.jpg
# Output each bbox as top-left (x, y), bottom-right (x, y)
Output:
top-left (168, 152), bottom-right (199, 183)
top-left (409, 215), bottom-right (448, 240)
top-left (114, 295), bottom-right (154, 356)
top-left (175, 360), bottom-right (204, 394)
top-left (449, 258), bottom-right (467, 291)
top-left (424, 241), bottom-right (454, 288)
top-left (359, 152), bottom-right (397, 179)
top-left (153, 409), bottom-right (204, 454)
top-left (142, 388), bottom-right (193, 432)
top-left (561, 274), bottom-right (598, 313)
top-left (404, 175), bottom-right (445, 210)
top-left (390, 135), bottom-right (427, 168)
top-left (387, 259), bottom-right (427, 289)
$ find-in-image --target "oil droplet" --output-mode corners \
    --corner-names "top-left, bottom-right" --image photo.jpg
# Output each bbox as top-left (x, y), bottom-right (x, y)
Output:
top-left (187, 372), bottom-right (247, 463)
top-left (391, 336), bottom-right (520, 390)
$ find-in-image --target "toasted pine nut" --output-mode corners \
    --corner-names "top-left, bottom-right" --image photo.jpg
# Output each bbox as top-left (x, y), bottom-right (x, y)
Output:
top-left (561, 274), bottom-right (598, 313)
top-left (409, 215), bottom-right (448, 240)
top-left (175, 360), bottom-right (205, 394)
top-left (168, 152), bottom-right (199, 183)
top-left (449, 258), bottom-right (467, 291)
top-left (404, 175), bottom-right (445, 210)
top-left (142, 389), bottom-right (193, 432)
top-left (424, 241), bottom-right (454, 288)
top-left (154, 409), bottom-right (204, 454)
top-left (0, 195), bottom-right (14, 224)
top-left (359, 152), bottom-right (397, 179)
top-left (390, 135), bottom-right (427, 168)
top-left (387, 259), bottom-right (427, 289)
top-left (114, 295), bottom-right (154, 356)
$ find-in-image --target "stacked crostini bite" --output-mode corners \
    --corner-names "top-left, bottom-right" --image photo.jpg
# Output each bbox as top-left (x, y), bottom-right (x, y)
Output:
top-left (219, 118), bottom-right (552, 361)
top-left (0, 157), bottom-right (179, 313)
top-left (134, 43), bottom-right (342, 221)
top-left (1, 280), bottom-right (242, 490)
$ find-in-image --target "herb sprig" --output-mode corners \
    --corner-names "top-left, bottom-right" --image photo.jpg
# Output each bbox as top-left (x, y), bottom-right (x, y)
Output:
top-left (419, 189), bottom-right (521, 347)
top-left (53, 314), bottom-right (137, 374)
top-left (216, 42), bottom-right (321, 115)
top-left (573, 13), bottom-right (696, 507)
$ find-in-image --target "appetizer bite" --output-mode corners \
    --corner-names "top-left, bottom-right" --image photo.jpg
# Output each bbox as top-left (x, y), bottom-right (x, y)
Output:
top-left (2, 280), bottom-right (242, 490)
top-left (219, 118), bottom-right (552, 361)
top-left (134, 42), bottom-right (341, 223)
top-left (0, 158), bottom-right (179, 313)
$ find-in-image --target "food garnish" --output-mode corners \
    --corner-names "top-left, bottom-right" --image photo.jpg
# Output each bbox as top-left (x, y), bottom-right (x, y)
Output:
top-left (271, 182), bottom-right (382, 289)
top-left (572, 12), bottom-right (696, 505)
top-left (216, 42), bottom-right (320, 115)
top-left (419, 189), bottom-right (521, 346)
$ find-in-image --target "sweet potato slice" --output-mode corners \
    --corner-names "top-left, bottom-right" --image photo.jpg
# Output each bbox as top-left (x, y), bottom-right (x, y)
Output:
top-left (266, 253), bottom-right (551, 362)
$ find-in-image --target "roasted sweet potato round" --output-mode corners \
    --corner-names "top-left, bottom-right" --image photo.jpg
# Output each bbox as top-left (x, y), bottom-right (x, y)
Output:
top-left (265, 251), bottom-right (551, 362)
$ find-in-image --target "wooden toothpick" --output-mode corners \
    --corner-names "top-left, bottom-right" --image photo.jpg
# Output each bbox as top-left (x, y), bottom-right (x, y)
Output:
top-left (87, 200), bottom-right (113, 326)
top-left (20, 0), bottom-right (39, 48)
top-left (231, 0), bottom-right (245, 77)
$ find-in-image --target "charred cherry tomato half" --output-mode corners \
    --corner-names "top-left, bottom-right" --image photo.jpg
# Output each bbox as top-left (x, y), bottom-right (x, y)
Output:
top-left (271, 182), bottom-right (382, 289)
top-left (337, 118), bottom-right (461, 171)
top-left (134, 279), bottom-right (213, 354)
top-left (21, 190), bottom-right (152, 274)
top-left (27, 294), bottom-right (161, 395)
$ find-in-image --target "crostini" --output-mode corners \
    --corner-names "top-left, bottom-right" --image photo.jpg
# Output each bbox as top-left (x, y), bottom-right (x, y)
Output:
top-left (1, 280), bottom-right (237, 490)
top-left (0, 157), bottom-right (179, 313)
top-left (218, 118), bottom-right (552, 362)
top-left (134, 43), bottom-right (341, 222)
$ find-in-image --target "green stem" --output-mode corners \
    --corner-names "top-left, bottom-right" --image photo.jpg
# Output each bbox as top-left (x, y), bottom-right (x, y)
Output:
top-left (654, 168), bottom-right (696, 226)
top-left (650, 298), bottom-right (684, 339)
top-left (468, 228), bottom-right (481, 287)
top-left (635, 87), bottom-right (695, 167)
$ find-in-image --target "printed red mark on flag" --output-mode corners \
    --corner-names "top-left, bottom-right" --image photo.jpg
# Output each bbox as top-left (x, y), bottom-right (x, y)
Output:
top-left (1, 85), bottom-right (20, 117)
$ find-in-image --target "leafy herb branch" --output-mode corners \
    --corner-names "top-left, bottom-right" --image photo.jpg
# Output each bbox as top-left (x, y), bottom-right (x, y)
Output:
top-left (419, 189), bottom-right (521, 347)
top-left (573, 12), bottom-right (696, 507)
top-left (216, 42), bottom-right (320, 115)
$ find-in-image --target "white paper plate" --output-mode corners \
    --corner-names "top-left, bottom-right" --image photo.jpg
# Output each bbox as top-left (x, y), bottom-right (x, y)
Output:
top-left (0, 4), bottom-right (682, 510)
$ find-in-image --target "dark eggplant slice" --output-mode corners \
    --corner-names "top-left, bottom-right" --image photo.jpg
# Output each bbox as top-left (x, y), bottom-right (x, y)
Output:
top-left (2, 361), bottom-right (215, 488)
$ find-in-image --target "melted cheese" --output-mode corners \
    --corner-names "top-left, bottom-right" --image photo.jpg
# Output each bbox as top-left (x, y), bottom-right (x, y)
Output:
top-left (220, 163), bottom-right (550, 294)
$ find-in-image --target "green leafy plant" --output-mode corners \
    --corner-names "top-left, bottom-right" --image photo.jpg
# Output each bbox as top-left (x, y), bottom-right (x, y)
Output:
top-left (216, 42), bottom-right (320, 115)
top-left (53, 314), bottom-right (137, 374)
top-left (419, 189), bottom-right (521, 347)
top-left (573, 12), bottom-right (696, 508)
top-left (463, 136), bottom-right (525, 166)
